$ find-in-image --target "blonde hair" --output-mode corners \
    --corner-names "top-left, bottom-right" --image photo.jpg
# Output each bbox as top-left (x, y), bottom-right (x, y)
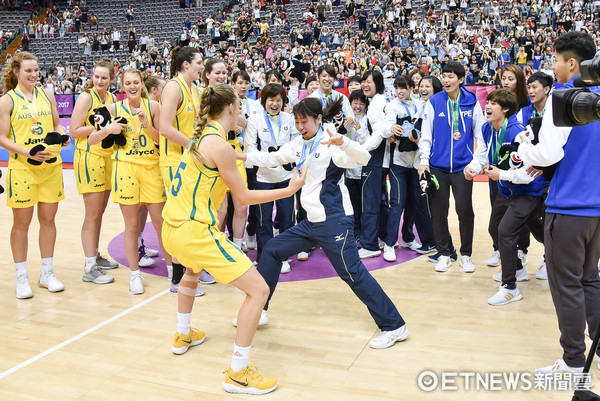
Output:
top-left (85, 58), bottom-right (116, 93)
top-left (120, 69), bottom-right (149, 98)
top-left (1, 52), bottom-right (38, 92)
top-left (189, 84), bottom-right (238, 165)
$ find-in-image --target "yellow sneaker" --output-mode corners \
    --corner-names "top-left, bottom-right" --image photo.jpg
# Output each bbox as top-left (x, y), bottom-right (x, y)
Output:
top-left (171, 328), bottom-right (206, 355)
top-left (222, 365), bottom-right (278, 395)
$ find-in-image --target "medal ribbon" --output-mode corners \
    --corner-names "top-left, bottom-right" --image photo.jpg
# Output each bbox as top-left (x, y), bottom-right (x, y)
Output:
top-left (177, 74), bottom-right (199, 119)
top-left (124, 99), bottom-right (142, 147)
top-left (449, 92), bottom-right (461, 137)
top-left (264, 110), bottom-right (282, 146)
top-left (491, 118), bottom-right (508, 165)
top-left (15, 85), bottom-right (39, 126)
top-left (318, 89), bottom-right (332, 108)
top-left (297, 127), bottom-right (324, 171)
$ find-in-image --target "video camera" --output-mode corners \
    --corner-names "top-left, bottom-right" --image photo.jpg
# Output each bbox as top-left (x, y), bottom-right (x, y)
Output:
top-left (553, 57), bottom-right (600, 126)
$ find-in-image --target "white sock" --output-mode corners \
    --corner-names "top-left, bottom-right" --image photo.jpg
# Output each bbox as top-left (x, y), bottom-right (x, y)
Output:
top-left (233, 237), bottom-right (243, 248)
top-left (138, 237), bottom-right (143, 248)
top-left (41, 257), bottom-right (53, 274)
top-left (177, 312), bottom-right (191, 335)
top-left (15, 262), bottom-right (27, 273)
top-left (95, 248), bottom-right (99, 256)
top-left (231, 343), bottom-right (251, 372)
top-left (130, 269), bottom-right (141, 276)
top-left (85, 256), bottom-right (96, 272)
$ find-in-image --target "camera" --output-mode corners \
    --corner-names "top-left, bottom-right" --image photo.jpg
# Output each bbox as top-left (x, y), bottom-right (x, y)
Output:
top-left (553, 57), bottom-right (600, 127)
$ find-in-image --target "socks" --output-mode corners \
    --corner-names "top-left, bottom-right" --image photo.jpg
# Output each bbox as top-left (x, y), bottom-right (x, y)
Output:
top-left (231, 343), bottom-right (251, 372)
top-left (15, 262), bottom-right (27, 273)
top-left (130, 269), bottom-right (141, 277)
top-left (41, 257), bottom-right (53, 274)
top-left (177, 312), bottom-right (191, 335)
top-left (172, 263), bottom-right (185, 284)
top-left (85, 256), bottom-right (96, 272)
top-left (233, 237), bottom-right (243, 248)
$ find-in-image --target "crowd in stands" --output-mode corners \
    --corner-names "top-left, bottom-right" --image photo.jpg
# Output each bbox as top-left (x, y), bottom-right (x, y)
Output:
top-left (2, 0), bottom-right (600, 95)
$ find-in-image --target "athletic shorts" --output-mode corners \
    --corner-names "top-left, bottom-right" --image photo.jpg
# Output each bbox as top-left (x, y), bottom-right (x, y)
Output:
top-left (74, 150), bottom-right (113, 194)
top-left (112, 159), bottom-right (166, 205)
top-left (162, 220), bottom-right (252, 283)
top-left (161, 165), bottom-right (176, 195)
top-left (7, 164), bottom-right (64, 208)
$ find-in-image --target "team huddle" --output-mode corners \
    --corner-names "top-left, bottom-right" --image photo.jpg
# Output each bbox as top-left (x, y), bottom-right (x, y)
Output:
top-left (1, 30), bottom-right (600, 395)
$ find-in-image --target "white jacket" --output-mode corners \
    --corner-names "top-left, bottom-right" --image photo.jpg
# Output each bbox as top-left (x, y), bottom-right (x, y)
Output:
top-left (345, 112), bottom-right (369, 179)
top-left (246, 129), bottom-right (371, 222)
top-left (308, 89), bottom-right (355, 120)
top-left (386, 97), bottom-right (422, 168)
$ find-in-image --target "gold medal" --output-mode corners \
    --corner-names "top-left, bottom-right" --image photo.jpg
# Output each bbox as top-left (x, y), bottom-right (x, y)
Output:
top-left (132, 139), bottom-right (140, 149)
top-left (453, 131), bottom-right (461, 141)
top-left (30, 124), bottom-right (42, 134)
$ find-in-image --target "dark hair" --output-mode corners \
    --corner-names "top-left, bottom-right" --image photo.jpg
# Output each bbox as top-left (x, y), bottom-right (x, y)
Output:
top-left (361, 70), bottom-right (385, 94)
top-left (260, 83), bottom-right (287, 107)
top-left (394, 75), bottom-right (414, 89)
top-left (304, 75), bottom-right (318, 88)
top-left (441, 62), bottom-right (466, 79)
top-left (169, 46), bottom-right (202, 77)
top-left (265, 69), bottom-right (283, 84)
top-left (349, 89), bottom-right (368, 106)
top-left (317, 64), bottom-right (336, 78)
top-left (501, 65), bottom-right (528, 110)
top-left (527, 71), bottom-right (553, 88)
top-left (554, 31), bottom-right (596, 64)
top-left (347, 75), bottom-right (362, 88)
top-left (232, 69), bottom-right (251, 84)
top-left (293, 97), bottom-right (343, 123)
top-left (486, 89), bottom-right (518, 118)
top-left (419, 75), bottom-right (443, 94)
top-left (202, 58), bottom-right (226, 86)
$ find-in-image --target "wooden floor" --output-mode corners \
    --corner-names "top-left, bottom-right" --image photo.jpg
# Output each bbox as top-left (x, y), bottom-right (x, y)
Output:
top-left (0, 167), bottom-right (593, 400)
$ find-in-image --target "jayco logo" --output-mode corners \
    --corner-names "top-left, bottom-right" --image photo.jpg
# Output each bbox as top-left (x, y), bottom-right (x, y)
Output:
top-left (24, 137), bottom-right (44, 145)
top-left (125, 148), bottom-right (155, 156)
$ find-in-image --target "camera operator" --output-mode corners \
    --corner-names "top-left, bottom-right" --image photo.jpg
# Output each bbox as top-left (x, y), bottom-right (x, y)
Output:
top-left (517, 31), bottom-right (600, 383)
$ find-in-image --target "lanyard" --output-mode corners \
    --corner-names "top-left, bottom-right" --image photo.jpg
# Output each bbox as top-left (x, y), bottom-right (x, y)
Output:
top-left (124, 99), bottom-right (143, 148)
top-left (264, 110), bottom-right (282, 146)
top-left (401, 99), bottom-right (416, 117)
top-left (91, 87), bottom-right (113, 106)
top-left (491, 118), bottom-right (508, 165)
top-left (318, 88), bottom-right (332, 108)
top-left (532, 105), bottom-right (545, 118)
top-left (297, 127), bottom-right (323, 171)
top-left (449, 92), bottom-right (461, 135)
top-left (15, 85), bottom-right (39, 126)
top-left (177, 73), bottom-right (199, 119)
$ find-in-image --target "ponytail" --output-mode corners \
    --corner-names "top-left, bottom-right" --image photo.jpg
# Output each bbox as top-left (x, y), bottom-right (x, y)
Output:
top-left (170, 45), bottom-right (202, 78)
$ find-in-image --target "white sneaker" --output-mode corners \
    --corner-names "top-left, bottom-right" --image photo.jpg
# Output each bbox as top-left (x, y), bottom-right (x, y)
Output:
top-left (139, 254), bottom-right (155, 267)
top-left (378, 238), bottom-right (385, 250)
top-left (246, 234), bottom-right (257, 250)
top-left (143, 246), bottom-right (159, 258)
top-left (534, 359), bottom-right (592, 388)
top-left (536, 259), bottom-right (548, 280)
top-left (488, 284), bottom-right (523, 306)
top-left (400, 240), bottom-right (421, 251)
top-left (493, 268), bottom-right (530, 282)
top-left (297, 251), bottom-right (309, 261)
top-left (241, 242), bottom-right (248, 253)
top-left (39, 270), bottom-right (64, 293)
top-left (280, 260), bottom-right (291, 273)
top-left (460, 255), bottom-right (475, 273)
top-left (129, 273), bottom-right (144, 295)
top-left (358, 248), bottom-right (381, 259)
top-left (82, 263), bottom-right (114, 284)
top-left (435, 255), bottom-right (451, 272)
top-left (232, 309), bottom-right (269, 327)
top-left (383, 244), bottom-right (396, 262)
top-left (15, 271), bottom-right (33, 299)
top-left (518, 250), bottom-right (528, 267)
top-left (167, 265), bottom-right (173, 281)
top-left (486, 250), bottom-right (501, 267)
top-left (369, 325), bottom-right (409, 349)
top-left (199, 270), bottom-right (216, 284)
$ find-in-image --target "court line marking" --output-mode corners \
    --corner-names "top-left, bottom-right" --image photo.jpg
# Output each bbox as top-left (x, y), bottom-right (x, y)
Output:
top-left (0, 288), bottom-right (170, 380)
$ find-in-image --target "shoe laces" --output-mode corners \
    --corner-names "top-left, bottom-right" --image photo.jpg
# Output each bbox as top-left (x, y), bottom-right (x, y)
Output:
top-left (97, 254), bottom-right (110, 264)
top-left (16, 271), bottom-right (28, 283)
top-left (92, 265), bottom-right (108, 276)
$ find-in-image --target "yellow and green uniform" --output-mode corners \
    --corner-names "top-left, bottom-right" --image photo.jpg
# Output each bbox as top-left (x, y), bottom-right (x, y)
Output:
top-left (5, 86), bottom-right (64, 207)
top-left (162, 121), bottom-right (252, 283)
top-left (74, 88), bottom-right (118, 194)
top-left (111, 98), bottom-right (165, 205)
top-left (159, 74), bottom-right (201, 189)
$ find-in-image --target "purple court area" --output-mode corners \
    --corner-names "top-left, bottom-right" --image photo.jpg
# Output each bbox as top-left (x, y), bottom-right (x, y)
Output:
top-left (108, 223), bottom-right (421, 282)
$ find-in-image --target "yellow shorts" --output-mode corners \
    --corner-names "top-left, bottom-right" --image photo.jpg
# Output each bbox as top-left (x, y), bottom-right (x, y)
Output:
top-left (161, 166), bottom-right (176, 195)
top-left (112, 160), bottom-right (166, 205)
top-left (74, 150), bottom-right (113, 194)
top-left (7, 164), bottom-right (64, 208)
top-left (162, 220), bottom-right (252, 283)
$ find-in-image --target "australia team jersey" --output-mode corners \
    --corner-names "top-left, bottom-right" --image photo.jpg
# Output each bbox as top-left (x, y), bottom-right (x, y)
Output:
top-left (5, 86), bottom-right (57, 169)
top-left (162, 121), bottom-right (229, 227)
top-left (112, 98), bottom-right (159, 166)
top-left (76, 88), bottom-right (117, 157)
top-left (159, 75), bottom-right (201, 168)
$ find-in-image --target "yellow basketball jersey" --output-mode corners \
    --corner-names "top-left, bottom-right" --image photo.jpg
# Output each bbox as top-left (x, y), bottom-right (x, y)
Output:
top-left (76, 88), bottom-right (117, 157)
top-left (162, 121), bottom-right (228, 227)
top-left (159, 75), bottom-right (201, 168)
top-left (112, 98), bottom-right (159, 166)
top-left (6, 86), bottom-right (57, 170)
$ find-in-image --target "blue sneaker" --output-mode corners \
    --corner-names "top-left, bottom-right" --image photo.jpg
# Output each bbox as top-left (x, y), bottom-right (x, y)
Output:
top-left (428, 249), bottom-right (457, 263)
top-left (415, 245), bottom-right (436, 255)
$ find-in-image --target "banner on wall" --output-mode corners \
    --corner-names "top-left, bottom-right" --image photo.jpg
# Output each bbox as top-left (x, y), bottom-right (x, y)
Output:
top-left (55, 94), bottom-right (75, 115)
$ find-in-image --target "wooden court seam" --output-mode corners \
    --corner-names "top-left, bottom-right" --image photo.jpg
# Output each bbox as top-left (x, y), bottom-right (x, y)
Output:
top-left (0, 289), bottom-right (170, 380)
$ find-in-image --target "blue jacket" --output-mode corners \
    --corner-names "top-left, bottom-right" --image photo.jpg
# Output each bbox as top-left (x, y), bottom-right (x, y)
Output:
top-left (427, 86), bottom-right (483, 173)
top-left (545, 76), bottom-right (600, 216)
top-left (481, 115), bottom-right (543, 198)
